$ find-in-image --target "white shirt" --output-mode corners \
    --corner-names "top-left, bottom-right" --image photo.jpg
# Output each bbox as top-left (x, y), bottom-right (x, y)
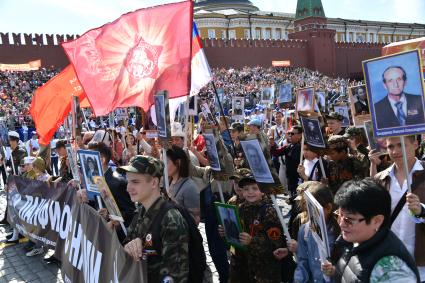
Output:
top-left (388, 94), bottom-right (407, 120)
top-left (389, 159), bottom-right (425, 280)
top-left (303, 158), bottom-right (318, 180)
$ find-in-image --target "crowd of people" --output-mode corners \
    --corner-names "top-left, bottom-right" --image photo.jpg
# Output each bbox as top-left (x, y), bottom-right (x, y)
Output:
top-left (0, 65), bottom-right (424, 283)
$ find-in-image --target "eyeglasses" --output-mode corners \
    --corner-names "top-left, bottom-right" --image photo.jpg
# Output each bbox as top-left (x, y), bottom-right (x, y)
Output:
top-left (288, 132), bottom-right (299, 136)
top-left (337, 214), bottom-right (366, 227)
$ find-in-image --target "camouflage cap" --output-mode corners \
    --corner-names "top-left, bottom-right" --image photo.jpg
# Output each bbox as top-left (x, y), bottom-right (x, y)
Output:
top-left (237, 169), bottom-right (256, 188)
top-left (229, 168), bottom-right (252, 181)
top-left (117, 155), bottom-right (164, 178)
top-left (229, 122), bottom-right (244, 132)
top-left (343, 126), bottom-right (362, 139)
top-left (327, 135), bottom-right (348, 149)
top-left (325, 111), bottom-right (344, 121)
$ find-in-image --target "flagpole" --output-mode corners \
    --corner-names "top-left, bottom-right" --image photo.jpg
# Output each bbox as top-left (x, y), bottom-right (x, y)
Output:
top-left (211, 81), bottom-right (236, 157)
top-left (400, 136), bottom-right (412, 193)
top-left (162, 148), bottom-right (170, 193)
top-left (319, 156), bottom-right (327, 179)
top-left (184, 96), bottom-right (190, 149)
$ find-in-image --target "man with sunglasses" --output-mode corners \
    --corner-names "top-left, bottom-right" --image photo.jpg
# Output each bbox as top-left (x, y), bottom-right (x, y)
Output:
top-left (270, 125), bottom-right (303, 198)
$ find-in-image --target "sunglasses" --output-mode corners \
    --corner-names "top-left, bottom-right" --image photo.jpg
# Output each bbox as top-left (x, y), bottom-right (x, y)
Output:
top-left (336, 212), bottom-right (366, 227)
top-left (288, 132), bottom-right (300, 136)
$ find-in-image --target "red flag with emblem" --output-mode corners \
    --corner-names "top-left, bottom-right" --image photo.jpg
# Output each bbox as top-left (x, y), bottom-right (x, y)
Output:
top-left (62, 1), bottom-right (193, 116)
top-left (30, 65), bottom-right (86, 145)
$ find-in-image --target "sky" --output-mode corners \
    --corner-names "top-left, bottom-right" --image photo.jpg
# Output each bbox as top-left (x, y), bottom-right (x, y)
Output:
top-left (0, 0), bottom-right (424, 35)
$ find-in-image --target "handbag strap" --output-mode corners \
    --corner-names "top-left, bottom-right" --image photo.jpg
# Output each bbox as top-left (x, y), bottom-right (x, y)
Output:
top-left (390, 190), bottom-right (407, 226)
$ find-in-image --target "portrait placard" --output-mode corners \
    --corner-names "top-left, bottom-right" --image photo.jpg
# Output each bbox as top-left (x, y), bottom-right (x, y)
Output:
top-left (188, 95), bottom-right (197, 116)
top-left (300, 116), bottom-right (326, 148)
top-left (154, 92), bottom-right (170, 139)
top-left (203, 133), bottom-right (221, 171)
top-left (200, 103), bottom-right (217, 126)
top-left (232, 96), bottom-right (245, 120)
top-left (77, 150), bottom-right (103, 199)
top-left (278, 83), bottom-right (292, 104)
top-left (364, 120), bottom-right (387, 154)
top-left (363, 49), bottom-right (425, 137)
top-left (65, 144), bottom-right (80, 182)
top-left (315, 91), bottom-right (326, 113)
top-left (333, 105), bottom-right (351, 127)
top-left (261, 86), bottom-right (274, 104)
top-left (240, 139), bottom-right (273, 183)
top-left (214, 202), bottom-right (244, 249)
top-left (348, 85), bottom-right (371, 126)
top-left (145, 130), bottom-right (158, 139)
top-left (93, 176), bottom-right (124, 222)
top-left (114, 108), bottom-right (128, 121)
top-left (304, 190), bottom-right (330, 261)
top-left (296, 87), bottom-right (315, 114)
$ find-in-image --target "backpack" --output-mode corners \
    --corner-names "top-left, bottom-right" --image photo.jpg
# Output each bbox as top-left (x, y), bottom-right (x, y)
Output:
top-left (149, 201), bottom-right (207, 283)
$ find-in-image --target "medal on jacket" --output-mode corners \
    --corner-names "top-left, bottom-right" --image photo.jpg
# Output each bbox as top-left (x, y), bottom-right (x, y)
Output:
top-left (145, 233), bottom-right (153, 247)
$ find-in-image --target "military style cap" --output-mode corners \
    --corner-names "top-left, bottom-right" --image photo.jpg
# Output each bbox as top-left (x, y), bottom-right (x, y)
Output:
top-left (237, 169), bottom-right (256, 188)
top-left (247, 118), bottom-right (262, 127)
top-left (117, 155), bottom-right (164, 178)
top-left (325, 112), bottom-right (344, 121)
top-left (229, 168), bottom-right (252, 181)
top-left (343, 126), bottom-right (362, 139)
top-left (229, 122), bottom-right (244, 132)
top-left (327, 135), bottom-right (348, 149)
top-left (8, 131), bottom-right (20, 140)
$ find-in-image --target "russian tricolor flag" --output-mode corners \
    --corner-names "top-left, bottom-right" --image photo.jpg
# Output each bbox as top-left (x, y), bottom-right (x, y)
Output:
top-left (191, 23), bottom-right (212, 95)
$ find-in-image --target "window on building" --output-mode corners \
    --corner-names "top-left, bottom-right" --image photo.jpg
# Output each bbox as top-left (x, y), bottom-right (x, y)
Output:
top-left (340, 33), bottom-right (345, 42)
top-left (357, 35), bottom-right (364, 42)
top-left (208, 29), bottom-right (216, 39)
top-left (255, 29), bottom-right (261, 39)
top-left (244, 29), bottom-right (250, 39)
top-left (264, 29), bottom-right (271, 39)
top-left (228, 30), bottom-right (236, 39)
top-left (274, 29), bottom-right (281, 40)
top-left (221, 30), bottom-right (226, 39)
top-left (348, 32), bottom-right (353, 42)
top-left (369, 33), bottom-right (374, 43)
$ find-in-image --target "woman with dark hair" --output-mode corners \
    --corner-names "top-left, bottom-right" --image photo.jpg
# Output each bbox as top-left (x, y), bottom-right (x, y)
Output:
top-left (321, 178), bottom-right (420, 282)
top-left (122, 133), bottom-right (136, 165)
top-left (167, 145), bottom-right (200, 225)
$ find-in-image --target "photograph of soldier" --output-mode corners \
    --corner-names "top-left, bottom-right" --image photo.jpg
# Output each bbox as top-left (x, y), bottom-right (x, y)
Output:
top-left (278, 83), bottom-right (292, 103)
top-left (216, 204), bottom-right (242, 246)
top-left (300, 116), bottom-right (326, 148)
top-left (203, 133), bottom-right (221, 171)
top-left (349, 84), bottom-right (371, 126)
top-left (333, 105), bottom-right (351, 127)
top-left (240, 139), bottom-right (274, 183)
top-left (200, 103), bottom-right (216, 126)
top-left (188, 95), bottom-right (197, 116)
top-left (65, 144), bottom-right (79, 181)
top-left (363, 49), bottom-right (425, 137)
top-left (154, 94), bottom-right (167, 138)
top-left (296, 87), bottom-right (315, 112)
top-left (232, 97), bottom-right (244, 120)
top-left (261, 86), bottom-right (274, 103)
top-left (78, 150), bottom-right (103, 197)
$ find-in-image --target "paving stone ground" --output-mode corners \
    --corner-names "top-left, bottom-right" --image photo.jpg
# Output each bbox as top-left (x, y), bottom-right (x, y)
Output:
top-left (0, 179), bottom-right (290, 283)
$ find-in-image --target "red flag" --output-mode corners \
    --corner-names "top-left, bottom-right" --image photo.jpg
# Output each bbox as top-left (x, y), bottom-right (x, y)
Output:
top-left (62, 1), bottom-right (193, 116)
top-left (30, 65), bottom-right (85, 145)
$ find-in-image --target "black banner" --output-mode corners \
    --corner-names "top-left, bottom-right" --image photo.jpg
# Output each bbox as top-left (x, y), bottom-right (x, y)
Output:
top-left (6, 176), bottom-right (146, 283)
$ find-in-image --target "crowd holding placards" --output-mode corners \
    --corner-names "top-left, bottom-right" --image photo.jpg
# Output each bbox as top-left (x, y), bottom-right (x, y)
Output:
top-left (1, 65), bottom-right (425, 283)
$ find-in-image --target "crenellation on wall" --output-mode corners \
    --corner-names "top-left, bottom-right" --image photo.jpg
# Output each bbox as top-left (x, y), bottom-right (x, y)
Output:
top-left (0, 32), bottom-right (79, 46)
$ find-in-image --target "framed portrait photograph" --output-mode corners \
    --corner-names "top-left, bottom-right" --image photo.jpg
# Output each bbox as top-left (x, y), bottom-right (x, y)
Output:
top-left (77, 149), bottom-right (103, 199)
top-left (200, 103), bottom-right (217, 126)
top-left (232, 96), bottom-right (245, 120)
top-left (240, 139), bottom-right (274, 183)
top-left (315, 91), bottom-right (326, 113)
top-left (214, 202), bottom-right (244, 249)
top-left (278, 83), bottom-right (292, 104)
top-left (93, 176), bottom-right (124, 223)
top-left (364, 120), bottom-right (387, 155)
top-left (296, 87), bottom-right (315, 114)
top-left (188, 95), bottom-right (197, 116)
top-left (154, 92), bottom-right (169, 139)
top-left (304, 190), bottom-right (330, 261)
top-left (333, 105), bottom-right (351, 127)
top-left (114, 108), bottom-right (128, 121)
top-left (349, 85), bottom-right (371, 126)
top-left (203, 133), bottom-right (221, 171)
top-left (145, 130), bottom-right (158, 139)
top-left (300, 116), bottom-right (326, 148)
top-left (65, 144), bottom-right (80, 182)
top-left (363, 49), bottom-right (425, 137)
top-left (261, 86), bottom-right (274, 104)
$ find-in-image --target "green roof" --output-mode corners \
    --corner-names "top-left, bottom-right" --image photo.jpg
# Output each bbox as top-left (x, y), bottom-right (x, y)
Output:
top-left (295, 0), bottom-right (326, 20)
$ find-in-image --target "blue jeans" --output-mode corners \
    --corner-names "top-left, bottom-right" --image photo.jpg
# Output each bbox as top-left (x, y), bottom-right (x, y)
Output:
top-left (202, 184), bottom-right (229, 283)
